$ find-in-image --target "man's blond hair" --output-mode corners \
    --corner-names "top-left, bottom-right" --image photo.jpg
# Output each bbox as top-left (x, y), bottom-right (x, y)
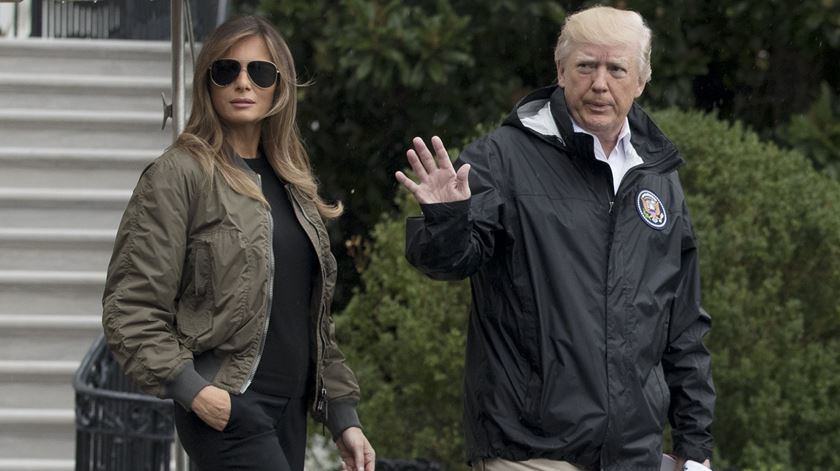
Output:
top-left (554, 6), bottom-right (652, 83)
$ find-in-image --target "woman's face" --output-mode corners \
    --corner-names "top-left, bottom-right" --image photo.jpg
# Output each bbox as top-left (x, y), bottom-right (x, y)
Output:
top-left (210, 35), bottom-right (277, 131)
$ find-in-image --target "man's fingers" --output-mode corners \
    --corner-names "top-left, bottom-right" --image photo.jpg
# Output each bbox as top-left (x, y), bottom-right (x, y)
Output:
top-left (412, 137), bottom-right (438, 175)
top-left (405, 149), bottom-right (428, 180)
top-left (395, 171), bottom-right (421, 195)
top-left (431, 135), bottom-right (453, 170)
top-left (455, 163), bottom-right (471, 195)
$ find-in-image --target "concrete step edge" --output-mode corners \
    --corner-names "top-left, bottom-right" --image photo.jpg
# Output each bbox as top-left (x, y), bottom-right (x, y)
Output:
top-left (0, 314), bottom-right (101, 330)
top-left (0, 269), bottom-right (105, 285)
top-left (0, 37), bottom-right (192, 57)
top-left (0, 360), bottom-right (79, 376)
top-left (0, 227), bottom-right (116, 243)
top-left (0, 72), bottom-right (180, 90)
top-left (0, 408), bottom-right (74, 425)
top-left (0, 108), bottom-right (160, 125)
top-left (0, 187), bottom-right (130, 204)
top-left (0, 459), bottom-right (75, 471)
top-left (0, 147), bottom-right (157, 169)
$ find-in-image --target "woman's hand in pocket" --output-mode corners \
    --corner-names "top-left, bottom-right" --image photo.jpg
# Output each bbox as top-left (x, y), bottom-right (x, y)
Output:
top-left (191, 385), bottom-right (232, 431)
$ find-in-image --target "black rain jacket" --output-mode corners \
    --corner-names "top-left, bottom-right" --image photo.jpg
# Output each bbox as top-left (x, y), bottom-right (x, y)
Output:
top-left (405, 86), bottom-right (714, 470)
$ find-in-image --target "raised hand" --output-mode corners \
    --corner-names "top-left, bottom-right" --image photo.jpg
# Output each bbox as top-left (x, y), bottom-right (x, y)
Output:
top-left (395, 136), bottom-right (471, 204)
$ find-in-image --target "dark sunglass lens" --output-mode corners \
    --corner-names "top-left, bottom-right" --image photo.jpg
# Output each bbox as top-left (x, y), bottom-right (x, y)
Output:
top-left (210, 60), bottom-right (241, 86)
top-left (247, 61), bottom-right (278, 88)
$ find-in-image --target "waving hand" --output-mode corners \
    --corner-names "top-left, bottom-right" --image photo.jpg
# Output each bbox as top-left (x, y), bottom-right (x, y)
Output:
top-left (395, 136), bottom-right (471, 204)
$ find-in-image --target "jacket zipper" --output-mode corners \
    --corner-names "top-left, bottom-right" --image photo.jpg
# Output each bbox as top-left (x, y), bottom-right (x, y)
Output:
top-left (286, 187), bottom-right (330, 418)
top-left (599, 155), bottom-right (680, 464)
top-left (240, 173), bottom-right (275, 393)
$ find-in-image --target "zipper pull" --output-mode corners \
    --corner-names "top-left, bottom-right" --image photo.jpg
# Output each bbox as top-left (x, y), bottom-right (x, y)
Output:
top-left (316, 387), bottom-right (327, 413)
top-left (609, 200), bottom-right (614, 214)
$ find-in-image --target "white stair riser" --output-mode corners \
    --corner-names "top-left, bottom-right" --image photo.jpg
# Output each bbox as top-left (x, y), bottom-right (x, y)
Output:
top-left (0, 165), bottom-right (145, 190)
top-left (0, 329), bottom-right (101, 361)
top-left (0, 242), bottom-right (114, 271)
top-left (0, 89), bottom-right (191, 113)
top-left (0, 381), bottom-right (75, 409)
top-left (0, 55), bottom-right (177, 77)
top-left (1, 282), bottom-right (105, 316)
top-left (0, 426), bottom-right (74, 460)
top-left (0, 122), bottom-right (171, 149)
top-left (0, 207), bottom-right (126, 230)
top-left (0, 458), bottom-right (75, 470)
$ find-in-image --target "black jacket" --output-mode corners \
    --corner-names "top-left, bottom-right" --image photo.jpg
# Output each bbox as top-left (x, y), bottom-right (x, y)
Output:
top-left (405, 86), bottom-right (714, 470)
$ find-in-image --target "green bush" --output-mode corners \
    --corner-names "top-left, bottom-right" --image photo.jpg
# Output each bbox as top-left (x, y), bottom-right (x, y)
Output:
top-left (337, 109), bottom-right (840, 470)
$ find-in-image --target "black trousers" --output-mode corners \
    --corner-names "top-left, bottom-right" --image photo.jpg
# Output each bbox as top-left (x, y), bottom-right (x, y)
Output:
top-left (174, 389), bottom-right (308, 471)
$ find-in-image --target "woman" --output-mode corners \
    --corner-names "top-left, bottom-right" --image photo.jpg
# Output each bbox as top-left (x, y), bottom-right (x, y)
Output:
top-left (102, 16), bottom-right (374, 471)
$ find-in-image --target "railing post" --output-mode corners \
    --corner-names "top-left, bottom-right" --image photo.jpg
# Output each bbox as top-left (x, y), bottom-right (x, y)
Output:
top-left (171, 3), bottom-right (189, 470)
top-left (171, 0), bottom-right (186, 139)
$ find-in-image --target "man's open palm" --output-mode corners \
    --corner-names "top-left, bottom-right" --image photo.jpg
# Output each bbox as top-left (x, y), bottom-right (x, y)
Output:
top-left (395, 136), bottom-right (471, 204)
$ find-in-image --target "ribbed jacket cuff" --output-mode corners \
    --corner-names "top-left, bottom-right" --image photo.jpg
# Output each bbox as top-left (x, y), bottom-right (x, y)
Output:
top-left (164, 361), bottom-right (210, 410)
top-left (326, 400), bottom-right (361, 439)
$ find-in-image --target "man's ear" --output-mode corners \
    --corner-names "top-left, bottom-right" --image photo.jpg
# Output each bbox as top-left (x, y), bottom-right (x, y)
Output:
top-left (635, 74), bottom-right (647, 98)
top-left (557, 62), bottom-right (566, 88)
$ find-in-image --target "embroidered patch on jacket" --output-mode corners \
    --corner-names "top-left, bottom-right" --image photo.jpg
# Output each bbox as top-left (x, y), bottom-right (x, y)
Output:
top-left (636, 189), bottom-right (667, 230)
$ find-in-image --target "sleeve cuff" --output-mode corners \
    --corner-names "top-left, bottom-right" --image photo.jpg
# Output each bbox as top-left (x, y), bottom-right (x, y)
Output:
top-left (326, 400), bottom-right (361, 439)
top-left (419, 199), bottom-right (470, 223)
top-left (673, 442), bottom-right (711, 463)
top-left (163, 361), bottom-right (210, 410)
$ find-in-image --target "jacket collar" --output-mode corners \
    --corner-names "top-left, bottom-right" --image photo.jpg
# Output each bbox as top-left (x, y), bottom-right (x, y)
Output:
top-left (503, 85), bottom-right (683, 174)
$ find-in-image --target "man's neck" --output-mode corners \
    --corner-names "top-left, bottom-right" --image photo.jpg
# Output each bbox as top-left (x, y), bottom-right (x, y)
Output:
top-left (571, 119), bottom-right (629, 160)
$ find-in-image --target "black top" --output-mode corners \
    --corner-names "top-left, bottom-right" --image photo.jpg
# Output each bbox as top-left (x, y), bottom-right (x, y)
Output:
top-left (244, 155), bottom-right (317, 398)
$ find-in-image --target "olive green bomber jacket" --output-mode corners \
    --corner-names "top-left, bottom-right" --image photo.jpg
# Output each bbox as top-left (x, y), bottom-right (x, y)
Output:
top-left (102, 147), bottom-right (361, 437)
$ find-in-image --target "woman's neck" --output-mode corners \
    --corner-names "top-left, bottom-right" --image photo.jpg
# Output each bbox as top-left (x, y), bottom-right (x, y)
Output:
top-left (227, 124), bottom-right (261, 159)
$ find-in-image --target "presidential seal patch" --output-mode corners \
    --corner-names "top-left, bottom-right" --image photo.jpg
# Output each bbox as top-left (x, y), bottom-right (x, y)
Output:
top-left (636, 189), bottom-right (667, 230)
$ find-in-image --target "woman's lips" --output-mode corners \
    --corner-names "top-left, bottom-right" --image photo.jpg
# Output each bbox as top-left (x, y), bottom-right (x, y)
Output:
top-left (230, 99), bottom-right (255, 108)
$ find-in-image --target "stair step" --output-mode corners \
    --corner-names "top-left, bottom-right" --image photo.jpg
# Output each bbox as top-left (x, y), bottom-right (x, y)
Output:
top-left (0, 409), bottom-right (74, 460)
top-left (0, 108), bottom-right (171, 149)
top-left (0, 270), bottom-right (105, 316)
top-left (0, 360), bottom-right (78, 409)
top-left (0, 147), bottom-right (157, 166)
top-left (0, 312), bottom-right (101, 361)
top-left (0, 314), bottom-right (101, 329)
top-left (0, 38), bottom-right (195, 77)
top-left (0, 408), bottom-right (74, 425)
top-left (0, 188), bottom-right (129, 230)
top-left (0, 146), bottom-right (153, 190)
top-left (0, 228), bottom-right (117, 271)
top-left (0, 459), bottom-right (74, 471)
top-left (0, 72), bottom-right (191, 112)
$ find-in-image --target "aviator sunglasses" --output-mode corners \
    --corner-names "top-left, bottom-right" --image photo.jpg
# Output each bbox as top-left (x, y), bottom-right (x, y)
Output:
top-left (209, 59), bottom-right (280, 88)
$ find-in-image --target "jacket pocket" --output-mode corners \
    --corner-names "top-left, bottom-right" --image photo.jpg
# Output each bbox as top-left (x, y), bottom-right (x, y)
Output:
top-left (177, 241), bottom-right (214, 343)
top-left (176, 230), bottom-right (250, 349)
top-left (651, 363), bottom-right (670, 422)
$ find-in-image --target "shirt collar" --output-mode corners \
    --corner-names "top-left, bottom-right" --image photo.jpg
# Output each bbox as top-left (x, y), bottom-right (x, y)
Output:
top-left (571, 117), bottom-right (633, 151)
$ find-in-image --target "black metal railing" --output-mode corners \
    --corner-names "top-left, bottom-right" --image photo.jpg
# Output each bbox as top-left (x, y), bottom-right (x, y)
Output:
top-left (31, 0), bottom-right (224, 40)
top-left (74, 335), bottom-right (175, 471)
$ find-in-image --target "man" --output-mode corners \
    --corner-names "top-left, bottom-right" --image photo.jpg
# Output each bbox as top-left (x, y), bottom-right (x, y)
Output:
top-left (395, 6), bottom-right (714, 471)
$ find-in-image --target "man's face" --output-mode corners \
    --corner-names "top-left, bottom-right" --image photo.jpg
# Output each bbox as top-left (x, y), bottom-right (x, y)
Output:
top-left (557, 43), bottom-right (646, 143)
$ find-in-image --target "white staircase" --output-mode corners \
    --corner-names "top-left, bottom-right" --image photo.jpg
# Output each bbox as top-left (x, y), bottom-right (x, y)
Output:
top-left (0, 38), bottom-right (183, 470)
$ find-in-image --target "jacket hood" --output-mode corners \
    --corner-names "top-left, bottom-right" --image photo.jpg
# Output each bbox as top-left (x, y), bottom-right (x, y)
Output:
top-left (502, 85), bottom-right (683, 174)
